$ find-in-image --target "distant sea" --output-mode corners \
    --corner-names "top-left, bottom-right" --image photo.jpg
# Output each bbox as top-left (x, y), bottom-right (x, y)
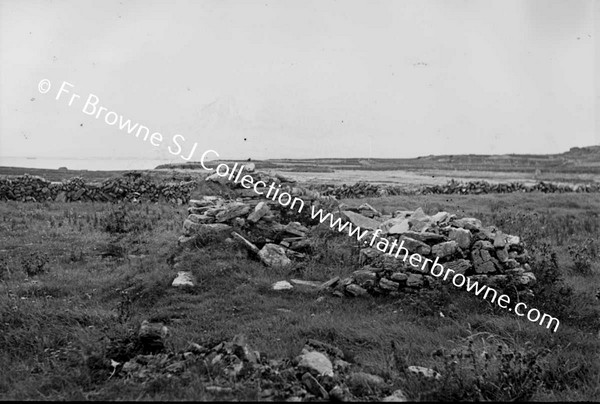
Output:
top-left (0, 157), bottom-right (181, 171)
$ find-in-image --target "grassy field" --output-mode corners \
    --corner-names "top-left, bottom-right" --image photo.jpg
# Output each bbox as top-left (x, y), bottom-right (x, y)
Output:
top-left (0, 191), bottom-right (599, 400)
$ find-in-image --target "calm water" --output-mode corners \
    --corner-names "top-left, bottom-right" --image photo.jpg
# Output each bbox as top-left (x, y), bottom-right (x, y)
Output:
top-left (0, 157), bottom-right (179, 171)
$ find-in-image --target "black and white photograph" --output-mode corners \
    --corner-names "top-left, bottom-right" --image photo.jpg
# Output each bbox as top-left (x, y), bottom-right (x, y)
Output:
top-left (0, 0), bottom-right (599, 401)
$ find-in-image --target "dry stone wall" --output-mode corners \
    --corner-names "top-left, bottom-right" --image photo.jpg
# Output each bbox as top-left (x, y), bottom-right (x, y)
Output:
top-left (310, 179), bottom-right (600, 199)
top-left (420, 179), bottom-right (600, 195)
top-left (3, 171), bottom-right (598, 203)
top-left (0, 173), bottom-right (197, 204)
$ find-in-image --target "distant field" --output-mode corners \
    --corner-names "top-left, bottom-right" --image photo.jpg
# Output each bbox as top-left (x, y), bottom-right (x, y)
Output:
top-left (4, 145), bottom-right (600, 188)
top-left (266, 168), bottom-right (600, 189)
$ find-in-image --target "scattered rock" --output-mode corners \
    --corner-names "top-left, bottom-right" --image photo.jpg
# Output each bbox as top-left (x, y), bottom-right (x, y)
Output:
top-left (342, 210), bottom-right (382, 230)
top-left (259, 244), bottom-right (292, 268)
top-left (346, 284), bottom-right (368, 297)
top-left (273, 281), bottom-right (293, 290)
top-left (172, 271), bottom-right (195, 287)
top-left (407, 365), bottom-right (441, 380)
top-left (348, 372), bottom-right (386, 395)
top-left (382, 389), bottom-right (409, 402)
top-left (138, 320), bottom-right (169, 353)
top-left (232, 231), bottom-right (260, 254)
top-left (298, 350), bottom-right (334, 377)
top-left (247, 201), bottom-right (270, 223)
top-left (301, 372), bottom-right (329, 399)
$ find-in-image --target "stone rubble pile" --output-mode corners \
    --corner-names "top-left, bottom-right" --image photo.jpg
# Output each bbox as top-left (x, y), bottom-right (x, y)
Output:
top-left (177, 170), bottom-right (535, 298)
top-left (119, 327), bottom-right (412, 401)
top-left (178, 195), bottom-right (313, 269)
top-left (0, 173), bottom-right (197, 204)
top-left (324, 206), bottom-right (536, 298)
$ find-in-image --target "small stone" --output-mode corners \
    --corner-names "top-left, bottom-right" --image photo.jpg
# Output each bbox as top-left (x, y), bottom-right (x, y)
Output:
top-left (406, 274), bottom-right (424, 287)
top-left (232, 232), bottom-right (260, 254)
top-left (506, 235), bottom-right (520, 246)
top-left (431, 241), bottom-right (459, 259)
top-left (259, 244), bottom-right (292, 268)
top-left (290, 279), bottom-right (322, 288)
top-left (138, 320), bottom-right (169, 353)
top-left (382, 389), bottom-right (409, 402)
top-left (473, 240), bottom-right (494, 250)
top-left (333, 358), bottom-right (351, 371)
top-left (247, 201), bottom-right (270, 223)
top-left (329, 385), bottom-right (351, 401)
top-left (390, 272), bottom-right (408, 283)
top-left (347, 372), bottom-right (386, 395)
top-left (302, 373), bottom-right (329, 399)
top-left (451, 217), bottom-right (482, 231)
top-left (342, 210), bottom-right (382, 230)
top-left (398, 237), bottom-right (431, 256)
top-left (298, 350), bottom-right (334, 377)
top-left (346, 284), bottom-right (368, 297)
top-left (448, 228), bottom-right (472, 249)
top-left (215, 203), bottom-right (251, 223)
top-left (187, 213), bottom-right (212, 224)
top-left (518, 272), bottom-right (536, 286)
top-left (359, 248), bottom-right (383, 265)
top-left (407, 365), bottom-right (441, 380)
top-left (505, 258), bottom-right (520, 269)
top-left (273, 281), bottom-right (293, 290)
top-left (285, 221), bottom-right (310, 237)
top-left (430, 211), bottom-right (450, 224)
top-left (402, 231), bottom-right (447, 244)
top-left (352, 269), bottom-right (377, 287)
top-left (172, 271), bottom-right (195, 287)
top-left (445, 259), bottom-right (472, 274)
top-left (493, 232), bottom-right (507, 248)
top-left (205, 386), bottom-right (233, 394)
top-left (388, 220), bottom-right (410, 235)
top-left (379, 278), bottom-right (400, 291)
top-left (410, 207), bottom-right (428, 220)
top-left (496, 247), bottom-right (509, 262)
top-left (182, 218), bottom-right (199, 235)
top-left (321, 276), bottom-right (340, 289)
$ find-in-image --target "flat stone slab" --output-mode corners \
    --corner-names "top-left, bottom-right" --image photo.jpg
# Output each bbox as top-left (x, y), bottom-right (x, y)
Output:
top-left (342, 211), bottom-right (382, 230)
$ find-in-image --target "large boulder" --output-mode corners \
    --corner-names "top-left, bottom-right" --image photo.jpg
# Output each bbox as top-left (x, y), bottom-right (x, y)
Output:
top-left (259, 244), bottom-right (292, 268)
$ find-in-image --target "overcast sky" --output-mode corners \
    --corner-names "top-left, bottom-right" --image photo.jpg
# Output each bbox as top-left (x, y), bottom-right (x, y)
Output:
top-left (0, 0), bottom-right (598, 164)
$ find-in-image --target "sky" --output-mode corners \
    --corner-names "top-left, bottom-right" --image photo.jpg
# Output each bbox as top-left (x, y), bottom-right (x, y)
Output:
top-left (0, 0), bottom-right (598, 167)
